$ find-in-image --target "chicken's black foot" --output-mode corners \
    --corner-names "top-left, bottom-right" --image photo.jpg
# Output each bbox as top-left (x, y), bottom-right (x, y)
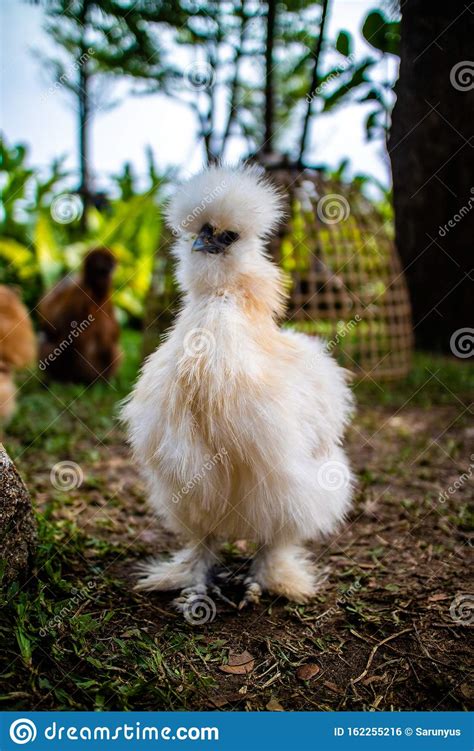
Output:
top-left (215, 570), bottom-right (245, 583)
top-left (210, 584), bottom-right (238, 609)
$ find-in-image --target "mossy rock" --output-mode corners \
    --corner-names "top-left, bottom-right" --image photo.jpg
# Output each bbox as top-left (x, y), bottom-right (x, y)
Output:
top-left (0, 443), bottom-right (36, 585)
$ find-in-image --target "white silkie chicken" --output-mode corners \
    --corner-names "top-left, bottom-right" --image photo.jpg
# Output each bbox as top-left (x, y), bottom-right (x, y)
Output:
top-left (123, 165), bottom-right (354, 608)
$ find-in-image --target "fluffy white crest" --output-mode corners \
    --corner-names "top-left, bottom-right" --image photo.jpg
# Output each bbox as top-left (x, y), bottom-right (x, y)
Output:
top-left (165, 163), bottom-right (285, 240)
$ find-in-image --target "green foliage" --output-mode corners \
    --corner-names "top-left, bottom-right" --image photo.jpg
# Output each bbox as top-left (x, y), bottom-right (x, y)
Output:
top-left (35, 1), bottom-right (401, 172)
top-left (324, 159), bottom-right (393, 221)
top-left (319, 59), bottom-right (374, 114)
top-left (70, 0), bottom-right (383, 161)
top-left (0, 138), bottom-right (163, 321)
top-left (359, 9), bottom-right (401, 142)
top-left (362, 10), bottom-right (400, 56)
top-left (0, 139), bottom-right (67, 302)
top-left (335, 30), bottom-right (352, 57)
top-left (40, 1), bottom-right (189, 108)
top-left (193, 2), bottom-right (379, 158)
top-left (0, 140), bottom-right (69, 244)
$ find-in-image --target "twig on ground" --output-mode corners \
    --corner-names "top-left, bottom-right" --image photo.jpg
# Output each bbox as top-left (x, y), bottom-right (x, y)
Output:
top-left (352, 627), bottom-right (414, 685)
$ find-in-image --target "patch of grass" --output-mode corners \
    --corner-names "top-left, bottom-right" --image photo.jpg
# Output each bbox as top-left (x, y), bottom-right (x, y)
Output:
top-left (5, 329), bottom-right (142, 473)
top-left (354, 352), bottom-right (474, 407)
top-left (1, 514), bottom-right (213, 710)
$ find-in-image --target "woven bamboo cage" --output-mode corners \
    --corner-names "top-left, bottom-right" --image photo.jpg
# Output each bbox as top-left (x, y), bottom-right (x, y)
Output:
top-left (267, 167), bottom-right (413, 381)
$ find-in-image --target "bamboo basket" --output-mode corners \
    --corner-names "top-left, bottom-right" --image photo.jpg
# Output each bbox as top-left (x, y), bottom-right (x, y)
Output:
top-left (268, 167), bottom-right (413, 380)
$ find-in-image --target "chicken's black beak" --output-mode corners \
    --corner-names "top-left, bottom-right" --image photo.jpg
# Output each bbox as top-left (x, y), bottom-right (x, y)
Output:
top-left (192, 231), bottom-right (220, 254)
top-left (192, 223), bottom-right (239, 255)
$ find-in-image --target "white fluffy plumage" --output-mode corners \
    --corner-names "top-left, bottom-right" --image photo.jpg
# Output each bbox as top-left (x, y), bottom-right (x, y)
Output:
top-left (122, 164), bottom-right (355, 605)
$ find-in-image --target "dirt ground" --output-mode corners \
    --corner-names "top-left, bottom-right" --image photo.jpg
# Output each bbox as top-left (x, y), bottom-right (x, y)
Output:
top-left (1, 337), bottom-right (473, 711)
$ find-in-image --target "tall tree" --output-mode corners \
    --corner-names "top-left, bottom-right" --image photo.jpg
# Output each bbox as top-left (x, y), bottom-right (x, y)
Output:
top-left (389, 3), bottom-right (473, 352)
top-left (95, 1), bottom-right (377, 165)
top-left (76, 0), bottom-right (91, 222)
top-left (298, 0), bottom-right (330, 165)
top-left (41, 0), bottom-right (102, 225)
top-left (40, 0), bottom-right (186, 224)
top-left (262, 0), bottom-right (277, 154)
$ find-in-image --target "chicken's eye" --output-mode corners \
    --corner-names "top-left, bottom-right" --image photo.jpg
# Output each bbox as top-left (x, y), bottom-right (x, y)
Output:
top-left (218, 230), bottom-right (239, 246)
top-left (200, 223), bottom-right (214, 236)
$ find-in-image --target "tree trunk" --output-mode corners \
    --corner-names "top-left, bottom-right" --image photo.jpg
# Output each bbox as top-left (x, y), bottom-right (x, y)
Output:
top-left (298, 0), bottom-right (330, 166)
top-left (389, 3), bottom-right (474, 352)
top-left (0, 445), bottom-right (36, 585)
top-left (219, 0), bottom-right (249, 159)
top-left (78, 0), bottom-right (91, 231)
top-left (78, 62), bottom-right (90, 229)
top-left (263, 0), bottom-right (277, 153)
top-left (141, 224), bottom-right (180, 360)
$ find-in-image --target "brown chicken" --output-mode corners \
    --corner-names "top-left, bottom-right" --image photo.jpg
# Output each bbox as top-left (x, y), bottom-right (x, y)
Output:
top-left (38, 247), bottom-right (121, 383)
top-left (0, 285), bottom-right (37, 423)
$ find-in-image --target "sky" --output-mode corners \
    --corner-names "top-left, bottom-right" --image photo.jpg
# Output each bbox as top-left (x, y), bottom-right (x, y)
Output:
top-left (1, 0), bottom-right (398, 190)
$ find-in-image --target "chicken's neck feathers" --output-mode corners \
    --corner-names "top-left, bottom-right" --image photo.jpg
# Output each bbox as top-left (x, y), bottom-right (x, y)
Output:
top-left (183, 266), bottom-right (288, 326)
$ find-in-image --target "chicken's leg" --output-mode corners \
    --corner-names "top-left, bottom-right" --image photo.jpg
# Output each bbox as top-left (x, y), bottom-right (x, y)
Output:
top-left (240, 542), bottom-right (327, 606)
top-left (135, 539), bottom-right (219, 592)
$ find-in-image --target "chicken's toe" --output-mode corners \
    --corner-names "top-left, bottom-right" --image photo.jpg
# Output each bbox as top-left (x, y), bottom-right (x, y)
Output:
top-left (238, 579), bottom-right (262, 610)
top-left (173, 584), bottom-right (217, 624)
